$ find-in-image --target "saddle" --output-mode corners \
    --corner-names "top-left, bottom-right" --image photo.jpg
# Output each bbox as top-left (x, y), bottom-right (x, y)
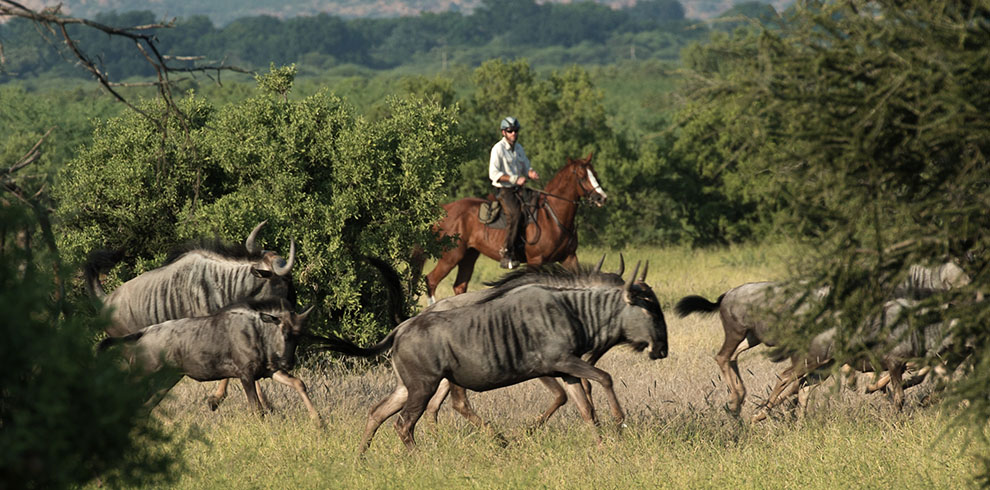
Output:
top-left (478, 189), bottom-right (539, 229)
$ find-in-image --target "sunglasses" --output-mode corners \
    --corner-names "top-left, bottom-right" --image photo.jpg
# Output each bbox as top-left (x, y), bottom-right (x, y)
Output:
top-left (504, 128), bottom-right (518, 134)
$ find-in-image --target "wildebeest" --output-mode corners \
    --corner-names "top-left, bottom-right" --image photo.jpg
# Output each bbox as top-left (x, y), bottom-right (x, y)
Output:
top-left (674, 281), bottom-right (830, 415)
top-left (674, 261), bottom-right (970, 416)
top-left (421, 256), bottom-right (627, 429)
top-left (317, 262), bottom-right (667, 453)
top-left (98, 299), bottom-right (320, 421)
top-left (86, 221), bottom-right (297, 410)
top-left (892, 262), bottom-right (971, 299)
top-left (751, 298), bottom-right (964, 421)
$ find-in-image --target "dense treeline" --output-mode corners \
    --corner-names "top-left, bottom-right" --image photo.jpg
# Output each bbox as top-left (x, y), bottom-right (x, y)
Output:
top-left (0, 0), bottom-right (709, 79)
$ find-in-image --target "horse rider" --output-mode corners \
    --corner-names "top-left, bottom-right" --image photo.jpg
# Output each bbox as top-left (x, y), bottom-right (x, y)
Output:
top-left (489, 116), bottom-right (540, 269)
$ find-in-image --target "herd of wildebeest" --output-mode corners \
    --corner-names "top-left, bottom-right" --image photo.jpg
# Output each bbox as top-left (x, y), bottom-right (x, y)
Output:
top-left (90, 221), bottom-right (975, 453)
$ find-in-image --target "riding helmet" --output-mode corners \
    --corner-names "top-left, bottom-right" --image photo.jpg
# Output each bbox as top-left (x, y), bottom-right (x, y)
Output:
top-left (500, 116), bottom-right (521, 132)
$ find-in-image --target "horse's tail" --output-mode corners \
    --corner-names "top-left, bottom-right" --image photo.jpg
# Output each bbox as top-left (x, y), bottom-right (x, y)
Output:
top-left (674, 294), bottom-right (724, 318)
top-left (362, 256), bottom-right (410, 326)
top-left (84, 249), bottom-right (124, 302)
top-left (307, 329), bottom-right (397, 358)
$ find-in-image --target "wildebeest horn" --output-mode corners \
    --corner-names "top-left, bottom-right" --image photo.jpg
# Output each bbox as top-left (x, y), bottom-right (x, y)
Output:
top-left (245, 220), bottom-right (267, 254)
top-left (624, 261), bottom-right (641, 302)
top-left (273, 239), bottom-right (295, 276)
top-left (616, 253), bottom-right (625, 277)
top-left (297, 304), bottom-right (315, 323)
top-left (640, 261), bottom-right (649, 281)
top-left (593, 254), bottom-right (606, 273)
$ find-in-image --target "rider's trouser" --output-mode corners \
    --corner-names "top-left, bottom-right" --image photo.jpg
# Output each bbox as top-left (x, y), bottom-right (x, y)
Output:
top-left (496, 186), bottom-right (523, 259)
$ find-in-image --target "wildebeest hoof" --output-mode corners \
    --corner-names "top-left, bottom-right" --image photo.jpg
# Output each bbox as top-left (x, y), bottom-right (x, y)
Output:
top-left (207, 396), bottom-right (224, 411)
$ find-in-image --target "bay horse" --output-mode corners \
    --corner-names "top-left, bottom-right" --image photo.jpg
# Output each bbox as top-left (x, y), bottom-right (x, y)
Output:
top-left (423, 153), bottom-right (607, 303)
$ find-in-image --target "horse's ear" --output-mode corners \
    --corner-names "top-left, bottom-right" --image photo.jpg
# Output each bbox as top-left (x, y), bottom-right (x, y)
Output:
top-left (585, 152), bottom-right (593, 162)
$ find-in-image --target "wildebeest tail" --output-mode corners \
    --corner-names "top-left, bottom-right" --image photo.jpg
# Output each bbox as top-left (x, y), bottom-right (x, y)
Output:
top-left (84, 249), bottom-right (125, 301)
top-left (362, 256), bottom-right (409, 326)
top-left (307, 330), bottom-right (396, 357)
top-left (674, 294), bottom-right (724, 318)
top-left (98, 331), bottom-right (144, 351)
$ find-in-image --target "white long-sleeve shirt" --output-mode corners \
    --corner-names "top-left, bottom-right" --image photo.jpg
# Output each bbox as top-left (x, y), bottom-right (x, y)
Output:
top-left (489, 137), bottom-right (532, 188)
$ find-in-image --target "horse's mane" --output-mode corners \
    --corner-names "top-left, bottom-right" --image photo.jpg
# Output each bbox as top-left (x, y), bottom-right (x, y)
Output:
top-left (163, 238), bottom-right (260, 265)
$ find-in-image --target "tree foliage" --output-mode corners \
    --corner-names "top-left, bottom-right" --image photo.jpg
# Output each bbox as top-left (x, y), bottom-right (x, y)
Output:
top-left (674, 0), bottom-right (990, 470)
top-left (0, 207), bottom-right (180, 488)
top-left (54, 68), bottom-right (467, 341)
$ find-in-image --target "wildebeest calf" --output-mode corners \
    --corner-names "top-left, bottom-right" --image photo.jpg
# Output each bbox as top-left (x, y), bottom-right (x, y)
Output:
top-left (99, 299), bottom-right (320, 421)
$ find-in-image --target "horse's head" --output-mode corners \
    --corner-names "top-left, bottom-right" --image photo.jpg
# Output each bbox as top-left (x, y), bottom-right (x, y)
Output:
top-left (568, 153), bottom-right (608, 207)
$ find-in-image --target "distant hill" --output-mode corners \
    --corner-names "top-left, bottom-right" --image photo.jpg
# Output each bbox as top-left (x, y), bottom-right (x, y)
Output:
top-left (20, 0), bottom-right (789, 25)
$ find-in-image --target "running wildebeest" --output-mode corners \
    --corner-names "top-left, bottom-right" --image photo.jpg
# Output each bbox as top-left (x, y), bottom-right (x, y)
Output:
top-left (98, 299), bottom-right (320, 421)
top-left (86, 221), bottom-right (297, 410)
top-left (674, 261), bottom-right (970, 416)
top-left (317, 262), bottom-right (668, 453)
top-left (674, 281), bottom-right (830, 415)
top-left (751, 298), bottom-right (965, 421)
top-left (421, 256), bottom-right (627, 429)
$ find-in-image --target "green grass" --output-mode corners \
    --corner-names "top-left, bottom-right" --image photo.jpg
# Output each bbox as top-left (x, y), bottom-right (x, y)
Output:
top-left (97, 244), bottom-right (983, 488)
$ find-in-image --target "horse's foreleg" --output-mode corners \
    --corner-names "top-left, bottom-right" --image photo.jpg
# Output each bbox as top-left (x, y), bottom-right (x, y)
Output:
top-left (560, 253), bottom-right (579, 271)
top-left (451, 249), bottom-right (480, 296)
top-left (425, 246), bottom-right (467, 303)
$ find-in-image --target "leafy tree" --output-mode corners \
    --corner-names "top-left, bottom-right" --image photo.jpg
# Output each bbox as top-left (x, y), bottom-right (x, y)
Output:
top-left (54, 68), bottom-right (467, 342)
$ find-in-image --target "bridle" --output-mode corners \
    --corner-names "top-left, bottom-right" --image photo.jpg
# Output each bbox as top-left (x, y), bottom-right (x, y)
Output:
top-left (532, 164), bottom-right (599, 205)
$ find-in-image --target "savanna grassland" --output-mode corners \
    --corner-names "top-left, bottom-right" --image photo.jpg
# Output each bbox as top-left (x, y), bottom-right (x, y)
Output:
top-left (124, 244), bottom-right (980, 489)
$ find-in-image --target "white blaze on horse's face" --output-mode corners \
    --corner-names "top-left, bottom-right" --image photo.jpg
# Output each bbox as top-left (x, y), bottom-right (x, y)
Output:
top-left (586, 168), bottom-right (607, 206)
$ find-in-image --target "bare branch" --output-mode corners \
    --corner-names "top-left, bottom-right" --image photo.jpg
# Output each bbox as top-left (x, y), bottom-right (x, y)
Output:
top-left (0, 0), bottom-right (255, 126)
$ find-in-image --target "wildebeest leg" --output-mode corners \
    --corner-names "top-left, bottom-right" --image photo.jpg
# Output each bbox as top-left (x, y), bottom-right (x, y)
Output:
top-left (425, 378), bottom-right (451, 424)
top-left (360, 383), bottom-right (408, 454)
top-left (393, 381), bottom-right (437, 451)
top-left (531, 377), bottom-right (569, 428)
top-left (451, 249), bottom-right (480, 296)
top-left (240, 378), bottom-right (265, 416)
top-left (208, 379), bottom-right (229, 411)
top-left (888, 363), bottom-right (906, 410)
top-left (559, 375), bottom-right (599, 427)
top-left (751, 365), bottom-right (803, 423)
top-left (553, 357), bottom-right (624, 426)
top-left (446, 384), bottom-right (507, 444)
top-left (255, 380), bottom-right (270, 411)
top-left (715, 330), bottom-right (748, 415)
top-left (866, 364), bottom-right (930, 394)
top-left (272, 370), bottom-right (321, 423)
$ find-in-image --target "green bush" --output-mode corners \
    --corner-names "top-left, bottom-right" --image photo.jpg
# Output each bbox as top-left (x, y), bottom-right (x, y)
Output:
top-left (0, 207), bottom-right (178, 489)
top-left (53, 67), bottom-right (467, 342)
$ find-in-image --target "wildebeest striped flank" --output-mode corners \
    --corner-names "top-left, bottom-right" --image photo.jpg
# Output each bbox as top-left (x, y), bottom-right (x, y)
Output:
top-left (86, 221), bottom-right (297, 337)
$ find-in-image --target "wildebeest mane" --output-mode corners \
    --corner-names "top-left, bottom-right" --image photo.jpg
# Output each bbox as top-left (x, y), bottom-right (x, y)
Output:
top-left (163, 238), bottom-right (260, 265)
top-left (476, 263), bottom-right (624, 306)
